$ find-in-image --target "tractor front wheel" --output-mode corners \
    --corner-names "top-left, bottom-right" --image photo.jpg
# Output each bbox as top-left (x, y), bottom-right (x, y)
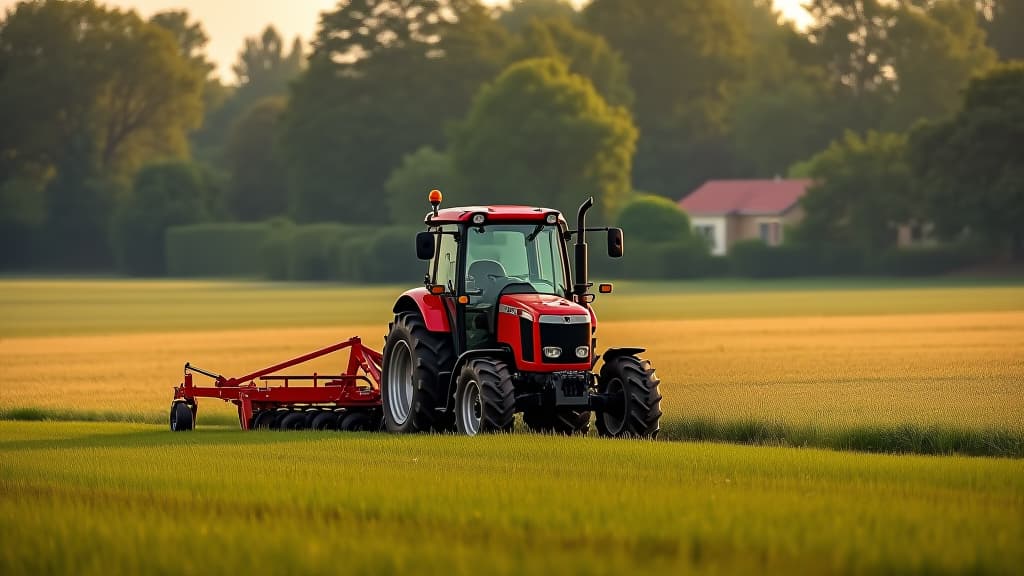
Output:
top-left (595, 355), bottom-right (662, 439)
top-left (381, 312), bottom-right (455, 434)
top-left (455, 358), bottom-right (514, 436)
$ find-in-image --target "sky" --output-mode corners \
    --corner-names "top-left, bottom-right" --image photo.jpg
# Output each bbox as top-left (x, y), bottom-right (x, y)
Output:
top-left (0, 0), bottom-right (813, 82)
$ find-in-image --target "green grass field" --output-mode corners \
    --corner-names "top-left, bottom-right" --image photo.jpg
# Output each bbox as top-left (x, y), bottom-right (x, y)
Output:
top-left (2, 421), bottom-right (1022, 575)
top-left (1, 278), bottom-right (1023, 574)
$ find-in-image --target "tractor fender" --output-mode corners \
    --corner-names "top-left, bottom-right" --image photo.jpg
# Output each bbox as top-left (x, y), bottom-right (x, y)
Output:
top-left (393, 288), bottom-right (451, 333)
top-left (443, 348), bottom-right (514, 413)
top-left (596, 347), bottom-right (646, 368)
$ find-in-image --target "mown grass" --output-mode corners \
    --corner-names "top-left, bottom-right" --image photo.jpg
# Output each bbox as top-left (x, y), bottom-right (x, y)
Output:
top-left (1, 421), bottom-right (1022, 575)
top-left (4, 407), bottom-right (1019, 457)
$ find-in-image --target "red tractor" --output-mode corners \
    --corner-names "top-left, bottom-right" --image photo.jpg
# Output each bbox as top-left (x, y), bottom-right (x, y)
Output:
top-left (170, 193), bottom-right (661, 438)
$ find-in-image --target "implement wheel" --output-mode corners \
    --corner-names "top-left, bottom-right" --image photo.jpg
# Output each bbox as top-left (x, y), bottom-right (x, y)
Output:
top-left (455, 358), bottom-right (514, 436)
top-left (339, 412), bottom-right (374, 432)
top-left (596, 356), bottom-right (662, 439)
top-left (381, 311), bottom-right (455, 434)
top-left (310, 411), bottom-right (339, 431)
top-left (523, 408), bottom-right (591, 436)
top-left (279, 412), bottom-right (307, 431)
top-left (169, 402), bottom-right (194, 432)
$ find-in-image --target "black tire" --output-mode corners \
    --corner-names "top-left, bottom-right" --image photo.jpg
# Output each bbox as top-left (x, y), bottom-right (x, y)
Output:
top-left (381, 311), bottom-right (455, 434)
top-left (596, 355), bottom-right (662, 439)
top-left (252, 410), bottom-right (279, 430)
top-left (523, 407), bottom-right (591, 436)
top-left (169, 401), bottom-right (194, 432)
top-left (455, 358), bottom-right (514, 436)
top-left (339, 412), bottom-right (374, 432)
top-left (279, 412), bottom-right (307, 431)
top-left (310, 411), bottom-right (339, 431)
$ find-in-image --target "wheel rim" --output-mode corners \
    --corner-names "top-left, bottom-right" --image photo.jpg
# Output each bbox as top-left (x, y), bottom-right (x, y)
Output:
top-left (387, 340), bottom-right (414, 425)
top-left (460, 379), bottom-right (482, 436)
top-left (602, 377), bottom-right (627, 435)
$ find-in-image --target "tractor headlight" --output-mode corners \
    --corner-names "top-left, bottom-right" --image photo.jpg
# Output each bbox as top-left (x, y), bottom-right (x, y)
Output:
top-left (575, 346), bottom-right (590, 359)
top-left (471, 213), bottom-right (486, 225)
top-left (545, 213), bottom-right (558, 225)
top-left (542, 346), bottom-right (562, 359)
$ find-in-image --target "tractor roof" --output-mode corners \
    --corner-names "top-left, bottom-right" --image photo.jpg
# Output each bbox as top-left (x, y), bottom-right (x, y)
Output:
top-left (426, 205), bottom-right (567, 226)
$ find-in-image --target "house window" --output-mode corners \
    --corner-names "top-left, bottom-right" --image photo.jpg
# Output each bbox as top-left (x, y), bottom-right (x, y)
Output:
top-left (759, 222), bottom-right (781, 246)
top-left (695, 225), bottom-right (716, 250)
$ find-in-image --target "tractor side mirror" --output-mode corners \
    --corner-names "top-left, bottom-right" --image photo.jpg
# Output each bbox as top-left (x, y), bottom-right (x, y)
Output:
top-left (607, 228), bottom-right (624, 258)
top-left (415, 231), bottom-right (435, 260)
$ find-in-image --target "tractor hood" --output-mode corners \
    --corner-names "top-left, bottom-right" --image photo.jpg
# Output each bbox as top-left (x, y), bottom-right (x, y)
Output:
top-left (498, 293), bottom-right (589, 323)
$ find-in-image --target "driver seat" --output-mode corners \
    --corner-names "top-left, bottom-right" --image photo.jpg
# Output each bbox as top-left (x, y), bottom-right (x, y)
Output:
top-left (468, 259), bottom-right (508, 303)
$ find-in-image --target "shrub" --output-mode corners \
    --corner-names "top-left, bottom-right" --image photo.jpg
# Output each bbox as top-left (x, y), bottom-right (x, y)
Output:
top-left (166, 222), bottom-right (271, 277)
top-left (877, 245), bottom-right (977, 276)
top-left (617, 194), bottom-right (692, 243)
top-left (261, 218), bottom-right (295, 281)
top-left (286, 224), bottom-right (355, 281)
top-left (730, 240), bottom-right (815, 278)
top-left (112, 162), bottom-right (208, 276)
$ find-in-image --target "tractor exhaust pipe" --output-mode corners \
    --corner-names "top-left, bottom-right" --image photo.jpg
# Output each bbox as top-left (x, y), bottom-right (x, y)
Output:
top-left (574, 197), bottom-right (594, 302)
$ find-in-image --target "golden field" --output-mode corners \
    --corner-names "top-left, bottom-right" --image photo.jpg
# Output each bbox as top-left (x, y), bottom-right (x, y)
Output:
top-left (1, 315), bottom-right (1022, 430)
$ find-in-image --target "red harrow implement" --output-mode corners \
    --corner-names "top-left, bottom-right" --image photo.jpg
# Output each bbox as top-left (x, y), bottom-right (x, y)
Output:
top-left (170, 337), bottom-right (384, 432)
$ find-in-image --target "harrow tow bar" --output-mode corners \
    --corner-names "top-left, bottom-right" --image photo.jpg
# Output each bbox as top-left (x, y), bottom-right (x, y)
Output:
top-left (172, 336), bottom-right (384, 431)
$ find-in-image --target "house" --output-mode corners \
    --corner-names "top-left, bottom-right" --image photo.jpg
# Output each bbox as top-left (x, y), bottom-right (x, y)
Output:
top-left (678, 179), bottom-right (811, 256)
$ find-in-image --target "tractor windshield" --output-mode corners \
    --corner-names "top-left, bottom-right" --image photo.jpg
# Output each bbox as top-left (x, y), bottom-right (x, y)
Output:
top-left (465, 224), bottom-right (568, 297)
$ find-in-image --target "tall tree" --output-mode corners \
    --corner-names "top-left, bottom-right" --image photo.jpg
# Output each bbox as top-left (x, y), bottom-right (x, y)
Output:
top-left (284, 0), bottom-right (510, 223)
top-left (498, 0), bottom-right (577, 32)
top-left (909, 63), bottom-right (1024, 258)
top-left (224, 97), bottom-right (289, 221)
top-left (196, 26), bottom-right (303, 163)
top-left (584, 0), bottom-right (749, 196)
top-left (729, 0), bottom-right (835, 176)
top-left (793, 131), bottom-right (914, 262)
top-left (798, 0), bottom-right (994, 133)
top-left (979, 0), bottom-right (1024, 61)
top-left (150, 10), bottom-right (229, 159)
top-left (508, 16), bottom-right (633, 108)
top-left (451, 58), bottom-right (637, 220)
top-left (0, 0), bottom-right (204, 268)
top-left (385, 147), bottom-right (459, 225)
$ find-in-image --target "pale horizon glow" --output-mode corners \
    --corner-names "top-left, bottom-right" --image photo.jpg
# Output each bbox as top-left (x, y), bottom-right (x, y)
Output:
top-left (0, 0), bottom-right (813, 83)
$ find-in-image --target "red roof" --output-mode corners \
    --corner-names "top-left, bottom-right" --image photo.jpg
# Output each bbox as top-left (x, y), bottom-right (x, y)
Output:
top-left (678, 179), bottom-right (811, 216)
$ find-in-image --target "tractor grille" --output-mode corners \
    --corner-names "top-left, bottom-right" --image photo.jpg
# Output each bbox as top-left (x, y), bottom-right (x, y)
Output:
top-left (539, 322), bottom-right (589, 364)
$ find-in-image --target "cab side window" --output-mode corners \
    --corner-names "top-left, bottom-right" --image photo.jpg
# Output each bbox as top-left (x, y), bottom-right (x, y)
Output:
top-left (432, 225), bottom-right (458, 290)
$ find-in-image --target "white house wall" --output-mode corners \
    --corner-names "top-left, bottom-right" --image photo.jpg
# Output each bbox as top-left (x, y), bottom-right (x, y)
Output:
top-left (691, 216), bottom-right (727, 256)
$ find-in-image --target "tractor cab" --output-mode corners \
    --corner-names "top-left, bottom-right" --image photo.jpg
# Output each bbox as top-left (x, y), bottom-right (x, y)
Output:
top-left (412, 196), bottom-right (619, 360)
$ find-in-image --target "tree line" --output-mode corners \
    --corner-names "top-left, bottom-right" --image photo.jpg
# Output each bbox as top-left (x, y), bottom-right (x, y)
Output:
top-left (1, 0), bottom-right (1021, 275)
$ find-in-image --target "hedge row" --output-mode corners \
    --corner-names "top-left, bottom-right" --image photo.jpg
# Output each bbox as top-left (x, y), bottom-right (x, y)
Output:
top-left (166, 221), bottom-right (423, 283)
top-left (728, 239), bottom-right (980, 278)
top-left (166, 221), bottom-right (981, 283)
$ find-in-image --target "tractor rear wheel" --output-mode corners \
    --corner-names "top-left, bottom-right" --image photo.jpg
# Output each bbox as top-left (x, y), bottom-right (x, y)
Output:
top-left (455, 358), bottom-right (514, 436)
top-left (381, 311), bottom-right (455, 434)
top-left (523, 408), bottom-right (591, 436)
top-left (595, 355), bottom-right (662, 439)
top-left (169, 401), bottom-right (194, 432)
